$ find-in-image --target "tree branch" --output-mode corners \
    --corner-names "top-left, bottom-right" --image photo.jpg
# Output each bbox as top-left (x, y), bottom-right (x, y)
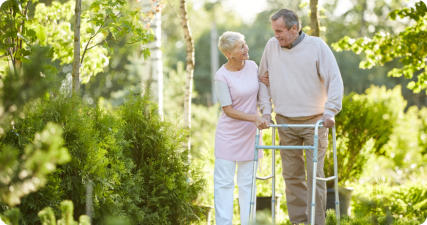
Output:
top-left (85, 39), bottom-right (106, 51)
top-left (80, 16), bottom-right (109, 64)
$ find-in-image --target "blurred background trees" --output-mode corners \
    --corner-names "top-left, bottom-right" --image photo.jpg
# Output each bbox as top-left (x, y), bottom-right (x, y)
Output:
top-left (0, 0), bottom-right (426, 224)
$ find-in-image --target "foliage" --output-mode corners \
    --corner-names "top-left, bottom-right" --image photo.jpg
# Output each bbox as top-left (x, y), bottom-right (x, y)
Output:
top-left (0, 94), bottom-right (204, 224)
top-left (0, 46), bottom-right (61, 127)
top-left (0, 45), bottom-right (68, 208)
top-left (322, 0), bottom-right (407, 42)
top-left (0, 208), bottom-right (21, 225)
top-left (350, 183), bottom-right (427, 224)
top-left (0, 0), bottom-right (37, 71)
top-left (375, 105), bottom-right (427, 183)
top-left (418, 107), bottom-right (427, 155)
top-left (0, 123), bottom-right (70, 206)
top-left (325, 86), bottom-right (405, 185)
top-left (29, 0), bottom-right (153, 83)
top-left (119, 95), bottom-right (205, 224)
top-left (332, 1), bottom-right (427, 93)
top-left (38, 200), bottom-right (90, 225)
top-left (0, 0), bottom-right (153, 83)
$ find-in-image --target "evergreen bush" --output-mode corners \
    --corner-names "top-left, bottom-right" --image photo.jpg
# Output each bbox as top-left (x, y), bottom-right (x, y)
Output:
top-left (1, 94), bottom-right (204, 224)
top-left (119, 96), bottom-right (205, 224)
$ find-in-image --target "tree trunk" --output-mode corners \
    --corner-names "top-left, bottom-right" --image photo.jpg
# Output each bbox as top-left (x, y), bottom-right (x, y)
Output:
top-left (179, 0), bottom-right (194, 153)
top-left (141, 0), bottom-right (163, 119)
top-left (310, 0), bottom-right (320, 37)
top-left (72, 0), bottom-right (92, 221)
top-left (72, 0), bottom-right (81, 94)
top-left (359, 0), bottom-right (367, 35)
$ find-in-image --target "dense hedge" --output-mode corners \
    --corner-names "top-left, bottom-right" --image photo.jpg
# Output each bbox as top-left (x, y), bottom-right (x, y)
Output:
top-left (0, 95), bottom-right (204, 224)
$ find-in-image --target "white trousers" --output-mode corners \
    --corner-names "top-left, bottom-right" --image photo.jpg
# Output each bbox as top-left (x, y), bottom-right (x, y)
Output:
top-left (214, 158), bottom-right (254, 225)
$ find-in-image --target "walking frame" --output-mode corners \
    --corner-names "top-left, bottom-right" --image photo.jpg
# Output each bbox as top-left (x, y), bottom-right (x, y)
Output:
top-left (249, 120), bottom-right (340, 225)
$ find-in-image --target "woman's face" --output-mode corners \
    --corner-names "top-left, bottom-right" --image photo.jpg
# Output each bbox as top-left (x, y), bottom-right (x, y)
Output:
top-left (227, 40), bottom-right (249, 61)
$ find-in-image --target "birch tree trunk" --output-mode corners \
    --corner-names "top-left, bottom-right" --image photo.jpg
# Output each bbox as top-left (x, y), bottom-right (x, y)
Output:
top-left (72, 0), bottom-right (81, 93)
top-left (310, 0), bottom-right (320, 37)
top-left (72, 0), bottom-right (93, 221)
top-left (141, 0), bottom-right (163, 119)
top-left (179, 0), bottom-right (194, 153)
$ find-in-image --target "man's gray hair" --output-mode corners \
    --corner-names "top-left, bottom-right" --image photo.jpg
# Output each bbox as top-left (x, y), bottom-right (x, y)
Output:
top-left (218, 31), bottom-right (245, 55)
top-left (271, 9), bottom-right (300, 30)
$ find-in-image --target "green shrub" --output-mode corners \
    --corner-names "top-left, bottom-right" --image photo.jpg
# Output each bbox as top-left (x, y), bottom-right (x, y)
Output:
top-left (119, 96), bottom-right (205, 224)
top-left (0, 46), bottom-right (61, 122)
top-left (325, 86), bottom-right (404, 185)
top-left (1, 95), bottom-right (124, 223)
top-left (0, 208), bottom-right (21, 225)
top-left (326, 208), bottom-right (422, 225)
top-left (38, 200), bottom-right (90, 225)
top-left (352, 184), bottom-right (427, 224)
top-left (1, 94), bottom-right (204, 224)
top-left (0, 123), bottom-right (70, 207)
top-left (369, 105), bottom-right (427, 184)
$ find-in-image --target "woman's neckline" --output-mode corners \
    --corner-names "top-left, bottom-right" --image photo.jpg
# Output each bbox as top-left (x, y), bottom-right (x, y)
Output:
top-left (224, 60), bottom-right (246, 72)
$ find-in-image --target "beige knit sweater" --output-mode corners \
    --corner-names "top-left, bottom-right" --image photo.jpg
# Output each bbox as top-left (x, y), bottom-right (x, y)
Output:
top-left (258, 35), bottom-right (344, 118)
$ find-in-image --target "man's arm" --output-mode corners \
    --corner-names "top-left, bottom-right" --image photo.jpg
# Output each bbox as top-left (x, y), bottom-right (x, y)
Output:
top-left (318, 39), bottom-right (344, 128)
top-left (258, 43), bottom-right (272, 122)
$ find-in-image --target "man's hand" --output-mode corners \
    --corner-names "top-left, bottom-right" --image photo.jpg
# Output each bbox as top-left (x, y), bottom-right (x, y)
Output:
top-left (322, 114), bottom-right (335, 128)
top-left (259, 71), bottom-right (270, 87)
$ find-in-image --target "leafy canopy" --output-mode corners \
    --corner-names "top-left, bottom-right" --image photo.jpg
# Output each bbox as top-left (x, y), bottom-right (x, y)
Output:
top-left (333, 1), bottom-right (427, 93)
top-left (0, 0), bottom-right (153, 82)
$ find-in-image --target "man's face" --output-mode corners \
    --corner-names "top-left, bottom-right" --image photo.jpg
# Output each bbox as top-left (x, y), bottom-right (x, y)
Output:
top-left (271, 17), bottom-right (298, 48)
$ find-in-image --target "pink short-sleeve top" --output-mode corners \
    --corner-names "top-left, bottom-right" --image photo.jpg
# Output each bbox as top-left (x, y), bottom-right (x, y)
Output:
top-left (214, 60), bottom-right (260, 161)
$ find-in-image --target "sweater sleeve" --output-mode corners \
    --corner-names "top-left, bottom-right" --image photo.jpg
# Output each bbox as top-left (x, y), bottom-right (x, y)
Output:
top-left (317, 39), bottom-right (344, 117)
top-left (258, 42), bottom-right (272, 115)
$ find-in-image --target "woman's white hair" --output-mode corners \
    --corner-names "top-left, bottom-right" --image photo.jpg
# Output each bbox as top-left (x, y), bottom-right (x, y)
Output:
top-left (218, 31), bottom-right (245, 55)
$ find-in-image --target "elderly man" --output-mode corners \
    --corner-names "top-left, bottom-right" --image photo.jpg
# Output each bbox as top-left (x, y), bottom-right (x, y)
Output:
top-left (258, 9), bottom-right (344, 225)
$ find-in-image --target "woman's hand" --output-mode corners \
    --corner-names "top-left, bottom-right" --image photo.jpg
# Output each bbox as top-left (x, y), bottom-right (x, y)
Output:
top-left (259, 71), bottom-right (269, 87)
top-left (255, 115), bottom-right (269, 129)
top-left (222, 106), bottom-right (269, 129)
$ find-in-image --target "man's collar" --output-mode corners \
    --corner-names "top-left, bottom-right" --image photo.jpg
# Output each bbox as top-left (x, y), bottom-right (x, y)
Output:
top-left (284, 31), bottom-right (305, 49)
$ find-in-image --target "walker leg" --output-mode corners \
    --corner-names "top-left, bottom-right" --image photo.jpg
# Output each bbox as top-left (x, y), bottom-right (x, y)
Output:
top-left (311, 122), bottom-right (320, 225)
top-left (249, 158), bottom-right (258, 222)
top-left (249, 130), bottom-right (260, 222)
top-left (332, 127), bottom-right (340, 224)
top-left (272, 128), bottom-right (276, 224)
top-left (311, 162), bottom-right (317, 225)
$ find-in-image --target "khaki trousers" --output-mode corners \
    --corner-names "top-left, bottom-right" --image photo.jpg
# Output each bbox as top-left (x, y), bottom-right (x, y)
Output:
top-left (275, 114), bottom-right (328, 225)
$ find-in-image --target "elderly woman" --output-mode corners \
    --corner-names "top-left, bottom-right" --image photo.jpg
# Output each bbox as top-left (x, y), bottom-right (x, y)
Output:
top-left (214, 31), bottom-right (268, 225)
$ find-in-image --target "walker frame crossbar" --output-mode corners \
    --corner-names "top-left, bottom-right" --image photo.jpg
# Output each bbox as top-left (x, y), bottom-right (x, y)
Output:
top-left (249, 120), bottom-right (340, 225)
